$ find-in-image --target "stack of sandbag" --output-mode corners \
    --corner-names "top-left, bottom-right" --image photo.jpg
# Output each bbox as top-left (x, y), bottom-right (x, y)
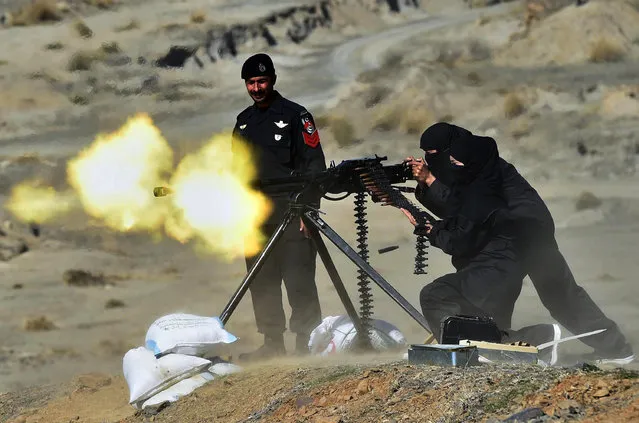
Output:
top-left (123, 313), bottom-right (242, 410)
top-left (308, 315), bottom-right (408, 356)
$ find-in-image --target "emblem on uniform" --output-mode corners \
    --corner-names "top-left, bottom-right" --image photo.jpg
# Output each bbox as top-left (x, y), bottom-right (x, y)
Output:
top-left (302, 116), bottom-right (315, 134)
top-left (274, 120), bottom-right (288, 128)
top-left (274, 134), bottom-right (282, 141)
top-left (300, 113), bottom-right (320, 148)
top-left (258, 63), bottom-right (266, 72)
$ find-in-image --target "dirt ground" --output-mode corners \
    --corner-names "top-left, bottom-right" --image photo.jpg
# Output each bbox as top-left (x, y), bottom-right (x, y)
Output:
top-left (1, 0), bottom-right (639, 422)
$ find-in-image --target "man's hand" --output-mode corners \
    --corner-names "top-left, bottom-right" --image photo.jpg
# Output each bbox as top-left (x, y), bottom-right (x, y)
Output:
top-left (401, 208), bottom-right (418, 226)
top-left (401, 208), bottom-right (432, 234)
top-left (405, 157), bottom-right (435, 186)
top-left (300, 218), bottom-right (311, 238)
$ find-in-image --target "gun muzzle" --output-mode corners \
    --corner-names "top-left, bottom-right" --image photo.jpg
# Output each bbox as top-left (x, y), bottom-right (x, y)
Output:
top-left (153, 186), bottom-right (173, 197)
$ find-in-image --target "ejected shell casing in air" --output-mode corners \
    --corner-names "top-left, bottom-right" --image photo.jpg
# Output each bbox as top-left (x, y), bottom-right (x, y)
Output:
top-left (153, 186), bottom-right (173, 197)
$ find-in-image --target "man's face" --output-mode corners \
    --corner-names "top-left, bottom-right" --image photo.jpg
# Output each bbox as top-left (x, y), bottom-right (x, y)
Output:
top-left (245, 76), bottom-right (273, 105)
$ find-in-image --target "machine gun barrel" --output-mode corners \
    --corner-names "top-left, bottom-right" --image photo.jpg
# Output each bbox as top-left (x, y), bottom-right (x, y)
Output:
top-left (252, 155), bottom-right (414, 198)
top-left (152, 154), bottom-right (437, 222)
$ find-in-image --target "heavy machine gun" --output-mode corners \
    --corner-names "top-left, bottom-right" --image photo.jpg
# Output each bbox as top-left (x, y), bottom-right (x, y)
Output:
top-left (154, 155), bottom-right (438, 350)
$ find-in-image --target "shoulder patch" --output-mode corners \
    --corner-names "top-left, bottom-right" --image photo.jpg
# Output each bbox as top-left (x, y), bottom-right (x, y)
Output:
top-left (300, 111), bottom-right (320, 148)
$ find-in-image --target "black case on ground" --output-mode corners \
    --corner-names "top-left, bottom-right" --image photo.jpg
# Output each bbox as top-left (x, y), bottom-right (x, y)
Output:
top-left (440, 315), bottom-right (503, 344)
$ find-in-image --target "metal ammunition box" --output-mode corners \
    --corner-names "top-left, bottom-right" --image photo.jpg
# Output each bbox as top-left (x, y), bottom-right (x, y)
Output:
top-left (407, 344), bottom-right (480, 367)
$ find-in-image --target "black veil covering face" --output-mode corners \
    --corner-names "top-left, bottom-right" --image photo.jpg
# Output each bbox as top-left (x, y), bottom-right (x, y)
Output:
top-left (448, 134), bottom-right (503, 224)
top-left (419, 122), bottom-right (472, 186)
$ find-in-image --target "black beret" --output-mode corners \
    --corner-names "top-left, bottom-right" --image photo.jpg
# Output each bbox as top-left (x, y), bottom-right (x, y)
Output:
top-left (241, 53), bottom-right (276, 80)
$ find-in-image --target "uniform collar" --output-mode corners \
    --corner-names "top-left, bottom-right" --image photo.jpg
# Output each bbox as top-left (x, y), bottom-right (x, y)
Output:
top-left (252, 90), bottom-right (284, 115)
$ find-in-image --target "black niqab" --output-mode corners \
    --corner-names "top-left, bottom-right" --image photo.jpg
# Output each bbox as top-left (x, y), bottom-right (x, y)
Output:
top-left (448, 134), bottom-right (504, 223)
top-left (419, 122), bottom-right (472, 185)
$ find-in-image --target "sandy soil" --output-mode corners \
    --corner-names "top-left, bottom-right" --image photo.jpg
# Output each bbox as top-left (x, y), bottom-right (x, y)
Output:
top-left (1, 0), bottom-right (639, 422)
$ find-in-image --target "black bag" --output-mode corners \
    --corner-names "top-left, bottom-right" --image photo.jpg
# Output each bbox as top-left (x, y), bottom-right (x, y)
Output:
top-left (440, 315), bottom-right (503, 344)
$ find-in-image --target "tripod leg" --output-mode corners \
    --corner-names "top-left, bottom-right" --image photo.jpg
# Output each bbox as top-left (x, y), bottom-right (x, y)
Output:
top-left (305, 221), bottom-right (372, 351)
top-left (219, 211), bottom-right (294, 325)
top-left (304, 211), bottom-right (434, 337)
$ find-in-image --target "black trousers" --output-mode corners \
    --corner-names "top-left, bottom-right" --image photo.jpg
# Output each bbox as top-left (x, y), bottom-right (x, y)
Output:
top-left (420, 260), bottom-right (525, 343)
top-left (245, 223), bottom-right (322, 338)
top-left (522, 231), bottom-right (632, 356)
top-left (419, 262), bottom-right (559, 346)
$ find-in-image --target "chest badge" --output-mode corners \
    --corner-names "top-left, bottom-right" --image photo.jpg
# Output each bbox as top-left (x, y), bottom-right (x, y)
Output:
top-left (239, 124), bottom-right (247, 130)
top-left (274, 134), bottom-right (282, 141)
top-left (274, 121), bottom-right (288, 128)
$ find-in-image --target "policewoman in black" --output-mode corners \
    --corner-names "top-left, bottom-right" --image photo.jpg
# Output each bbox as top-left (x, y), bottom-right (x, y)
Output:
top-left (231, 53), bottom-right (327, 361)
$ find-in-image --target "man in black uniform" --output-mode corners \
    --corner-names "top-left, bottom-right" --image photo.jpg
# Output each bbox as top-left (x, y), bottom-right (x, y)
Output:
top-left (231, 53), bottom-right (327, 360)
top-left (407, 122), bottom-right (634, 365)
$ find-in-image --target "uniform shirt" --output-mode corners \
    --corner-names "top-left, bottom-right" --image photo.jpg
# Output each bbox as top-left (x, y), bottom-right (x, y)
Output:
top-left (232, 90), bottom-right (327, 226)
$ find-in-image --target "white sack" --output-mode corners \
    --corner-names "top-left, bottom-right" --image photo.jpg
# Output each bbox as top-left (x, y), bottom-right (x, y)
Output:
top-left (308, 315), bottom-right (407, 356)
top-left (135, 362), bottom-right (244, 410)
top-left (123, 347), bottom-right (212, 404)
top-left (145, 313), bottom-right (238, 357)
top-left (136, 371), bottom-right (216, 410)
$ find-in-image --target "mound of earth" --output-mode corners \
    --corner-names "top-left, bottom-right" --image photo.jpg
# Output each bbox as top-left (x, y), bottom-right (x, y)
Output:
top-left (494, 0), bottom-right (639, 67)
top-left (1, 360), bottom-right (638, 423)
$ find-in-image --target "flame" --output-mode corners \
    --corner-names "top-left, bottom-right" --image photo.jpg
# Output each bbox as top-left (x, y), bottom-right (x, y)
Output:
top-left (66, 113), bottom-right (174, 233)
top-left (5, 181), bottom-right (76, 224)
top-left (4, 113), bottom-right (274, 261)
top-left (164, 132), bottom-right (273, 260)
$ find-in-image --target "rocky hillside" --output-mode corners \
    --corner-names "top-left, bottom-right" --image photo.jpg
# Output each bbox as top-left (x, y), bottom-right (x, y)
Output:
top-left (320, 0), bottom-right (639, 181)
top-left (0, 0), bottom-right (427, 141)
top-left (1, 359), bottom-right (638, 423)
top-left (2, 0), bottom-right (426, 68)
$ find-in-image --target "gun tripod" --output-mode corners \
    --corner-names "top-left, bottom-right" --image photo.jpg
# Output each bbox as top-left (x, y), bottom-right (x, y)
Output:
top-left (219, 199), bottom-right (436, 351)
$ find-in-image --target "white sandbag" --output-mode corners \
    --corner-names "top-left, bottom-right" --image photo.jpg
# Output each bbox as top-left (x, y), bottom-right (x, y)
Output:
top-left (136, 371), bottom-right (216, 410)
top-left (145, 313), bottom-right (238, 357)
top-left (123, 347), bottom-right (212, 405)
top-left (308, 315), bottom-right (407, 356)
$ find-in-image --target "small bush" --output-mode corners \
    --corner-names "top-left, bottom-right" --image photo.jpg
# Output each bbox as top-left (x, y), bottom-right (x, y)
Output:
top-left (330, 117), bottom-right (357, 147)
top-left (23, 316), bottom-right (57, 331)
top-left (509, 117), bottom-right (532, 139)
top-left (10, 0), bottom-right (61, 26)
top-left (67, 50), bottom-right (104, 72)
top-left (467, 71), bottom-right (482, 86)
top-left (190, 10), bottom-right (206, 23)
top-left (313, 114), bottom-right (331, 129)
top-left (100, 41), bottom-right (121, 54)
top-left (589, 38), bottom-right (626, 63)
top-left (364, 85), bottom-right (390, 108)
top-left (83, 0), bottom-right (115, 9)
top-left (503, 92), bottom-right (525, 119)
top-left (372, 106), bottom-right (401, 131)
top-left (575, 191), bottom-right (602, 211)
top-left (73, 19), bottom-right (93, 38)
top-left (399, 107), bottom-right (435, 135)
top-left (45, 41), bottom-right (64, 50)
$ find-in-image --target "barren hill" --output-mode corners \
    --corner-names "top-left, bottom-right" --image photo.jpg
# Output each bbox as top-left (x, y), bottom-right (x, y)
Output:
top-left (2, 358), bottom-right (638, 423)
top-left (495, 0), bottom-right (639, 67)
